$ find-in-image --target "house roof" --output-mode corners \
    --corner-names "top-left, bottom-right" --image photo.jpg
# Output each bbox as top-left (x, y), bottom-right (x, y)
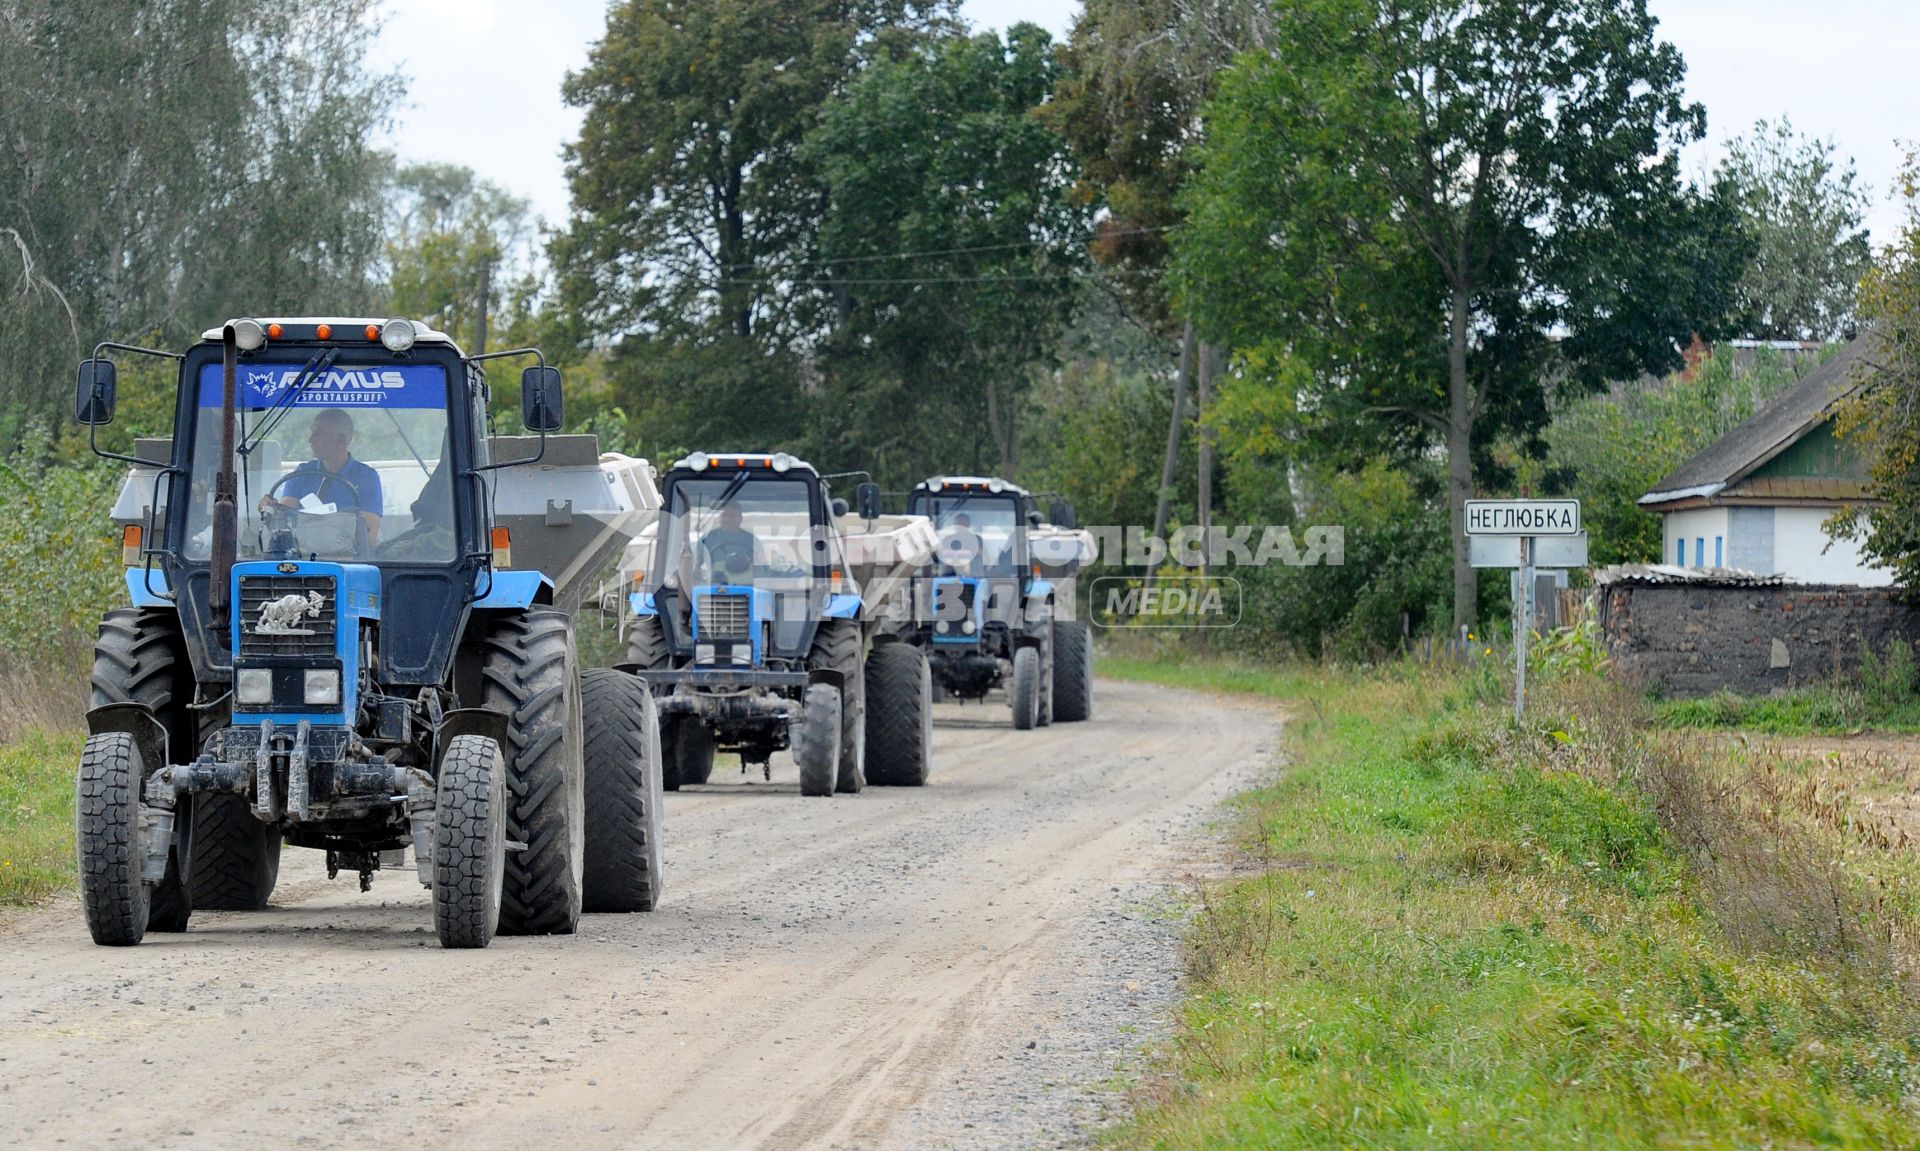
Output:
top-left (1639, 339), bottom-right (1873, 507)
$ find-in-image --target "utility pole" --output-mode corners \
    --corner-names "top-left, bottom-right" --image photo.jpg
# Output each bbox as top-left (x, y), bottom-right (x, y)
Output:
top-left (1196, 343), bottom-right (1217, 581)
top-left (474, 257), bottom-right (492, 355)
top-left (1147, 320), bottom-right (1195, 590)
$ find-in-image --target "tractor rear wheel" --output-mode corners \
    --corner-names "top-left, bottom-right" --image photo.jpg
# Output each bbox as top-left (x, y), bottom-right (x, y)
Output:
top-left (808, 620), bottom-right (865, 792)
top-left (1051, 619), bottom-right (1094, 722)
top-left (432, 734), bottom-right (506, 949)
top-left (864, 643), bottom-right (932, 786)
top-left (1010, 646), bottom-right (1041, 731)
top-left (477, 609), bottom-right (585, 936)
top-left (794, 684), bottom-right (842, 797)
top-left (580, 669), bottom-right (666, 912)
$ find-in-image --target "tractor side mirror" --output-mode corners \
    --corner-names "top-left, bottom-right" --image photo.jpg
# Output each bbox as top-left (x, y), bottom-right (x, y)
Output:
top-left (1027, 509), bottom-right (1042, 527)
top-left (74, 358), bottom-right (118, 425)
top-left (830, 497), bottom-right (850, 518)
top-left (1049, 499), bottom-right (1077, 529)
top-left (520, 365), bottom-right (564, 432)
top-left (856, 482), bottom-right (882, 519)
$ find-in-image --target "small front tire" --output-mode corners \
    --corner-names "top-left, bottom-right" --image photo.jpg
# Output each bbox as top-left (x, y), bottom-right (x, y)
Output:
top-left (78, 732), bottom-right (151, 947)
top-left (794, 685), bottom-right (842, 797)
top-left (1009, 646), bottom-right (1041, 731)
top-left (433, 734), bottom-right (506, 949)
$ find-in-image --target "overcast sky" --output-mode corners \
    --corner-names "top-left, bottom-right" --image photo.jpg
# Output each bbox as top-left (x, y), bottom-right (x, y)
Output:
top-left (367, 0), bottom-right (1915, 243)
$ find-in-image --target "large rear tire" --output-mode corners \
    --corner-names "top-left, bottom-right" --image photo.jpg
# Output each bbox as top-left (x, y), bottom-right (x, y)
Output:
top-left (808, 621), bottom-right (865, 792)
top-left (1051, 619), bottom-right (1093, 722)
top-left (88, 609), bottom-right (208, 924)
top-left (189, 794), bottom-right (281, 911)
top-left (77, 731), bottom-right (151, 947)
top-left (477, 609), bottom-right (585, 936)
top-left (581, 669), bottom-right (667, 912)
top-left (794, 684), bottom-right (842, 797)
top-left (865, 643), bottom-right (932, 786)
top-left (433, 734), bottom-right (506, 949)
top-left (672, 718), bottom-right (716, 787)
top-left (1010, 646), bottom-right (1040, 731)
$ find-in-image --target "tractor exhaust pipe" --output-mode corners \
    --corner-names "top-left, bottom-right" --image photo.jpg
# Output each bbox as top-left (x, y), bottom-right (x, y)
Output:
top-left (209, 325), bottom-right (239, 632)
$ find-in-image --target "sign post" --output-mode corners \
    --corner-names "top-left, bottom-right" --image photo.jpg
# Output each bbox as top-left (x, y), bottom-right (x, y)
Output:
top-left (1464, 500), bottom-right (1584, 721)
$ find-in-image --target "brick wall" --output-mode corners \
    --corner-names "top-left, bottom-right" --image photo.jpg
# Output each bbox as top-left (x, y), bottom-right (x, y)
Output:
top-left (1596, 580), bottom-right (1920, 696)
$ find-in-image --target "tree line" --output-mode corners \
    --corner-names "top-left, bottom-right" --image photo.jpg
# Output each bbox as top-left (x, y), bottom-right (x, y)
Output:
top-left (1, 0), bottom-right (1897, 655)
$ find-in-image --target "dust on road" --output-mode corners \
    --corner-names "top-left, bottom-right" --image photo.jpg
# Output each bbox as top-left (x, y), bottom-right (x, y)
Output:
top-left (0, 679), bottom-right (1278, 1150)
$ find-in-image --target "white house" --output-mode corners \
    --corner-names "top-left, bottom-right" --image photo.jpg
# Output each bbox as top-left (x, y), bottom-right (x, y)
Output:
top-left (1638, 339), bottom-right (1889, 586)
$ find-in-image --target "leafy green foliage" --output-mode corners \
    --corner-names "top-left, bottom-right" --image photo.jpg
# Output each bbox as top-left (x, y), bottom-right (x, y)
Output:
top-left (0, 0), bottom-right (400, 431)
top-left (1718, 118), bottom-right (1874, 341)
top-left (805, 23), bottom-right (1090, 480)
top-left (1836, 149), bottom-right (1920, 588)
top-left (0, 730), bottom-right (81, 906)
top-left (1175, 0), bottom-right (1750, 628)
top-left (0, 436), bottom-right (122, 661)
top-left (387, 163), bottom-right (536, 354)
top-left (1543, 347), bottom-right (1821, 565)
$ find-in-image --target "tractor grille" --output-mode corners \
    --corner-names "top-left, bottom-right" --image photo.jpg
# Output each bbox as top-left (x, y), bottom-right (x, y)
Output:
top-left (695, 592), bottom-right (752, 641)
top-left (935, 581), bottom-right (975, 622)
top-left (238, 575), bottom-right (337, 659)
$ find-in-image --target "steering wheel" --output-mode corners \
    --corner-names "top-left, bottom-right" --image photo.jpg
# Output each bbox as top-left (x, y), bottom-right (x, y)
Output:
top-left (260, 469), bottom-right (365, 513)
top-left (704, 536), bottom-right (756, 579)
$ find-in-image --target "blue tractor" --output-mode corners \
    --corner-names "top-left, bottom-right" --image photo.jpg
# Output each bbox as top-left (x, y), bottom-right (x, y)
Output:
top-left (623, 453), bottom-right (935, 795)
top-left (898, 476), bottom-right (1094, 728)
top-left (73, 317), bottom-right (663, 949)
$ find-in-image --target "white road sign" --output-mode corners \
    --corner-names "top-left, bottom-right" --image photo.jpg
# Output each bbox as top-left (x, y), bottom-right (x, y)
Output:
top-left (1464, 499), bottom-right (1581, 536)
top-left (1469, 532), bottom-right (1589, 569)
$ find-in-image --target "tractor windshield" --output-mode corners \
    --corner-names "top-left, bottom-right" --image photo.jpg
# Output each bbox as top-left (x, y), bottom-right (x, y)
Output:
top-left (182, 360), bottom-right (457, 563)
top-left (658, 474), bottom-right (817, 590)
top-left (916, 492), bottom-right (1022, 577)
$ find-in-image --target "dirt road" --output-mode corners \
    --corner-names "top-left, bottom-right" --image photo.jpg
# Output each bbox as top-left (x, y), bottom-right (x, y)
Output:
top-left (0, 680), bottom-right (1277, 1150)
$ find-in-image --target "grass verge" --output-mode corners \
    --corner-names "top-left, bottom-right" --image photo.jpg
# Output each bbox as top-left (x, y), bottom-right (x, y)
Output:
top-left (1108, 654), bottom-right (1920, 1149)
top-left (0, 729), bottom-right (79, 906)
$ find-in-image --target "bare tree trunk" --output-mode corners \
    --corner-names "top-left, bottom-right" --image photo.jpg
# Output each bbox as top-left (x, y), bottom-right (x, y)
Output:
top-left (1196, 342), bottom-right (1218, 581)
top-left (1447, 284), bottom-right (1476, 631)
top-left (1147, 319), bottom-right (1195, 586)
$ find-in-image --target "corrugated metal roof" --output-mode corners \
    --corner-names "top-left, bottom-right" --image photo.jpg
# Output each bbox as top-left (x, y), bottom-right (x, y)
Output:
top-left (1593, 563), bottom-right (1791, 588)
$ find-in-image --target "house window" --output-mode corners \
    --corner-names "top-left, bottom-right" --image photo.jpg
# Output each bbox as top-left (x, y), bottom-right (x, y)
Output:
top-left (1715, 536), bottom-right (1724, 567)
top-left (1696, 537), bottom-right (1705, 568)
top-left (1676, 537), bottom-right (1685, 566)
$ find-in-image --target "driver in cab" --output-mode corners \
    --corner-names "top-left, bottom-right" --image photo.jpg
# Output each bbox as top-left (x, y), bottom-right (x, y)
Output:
top-left (261, 408), bottom-right (384, 548)
top-left (937, 511), bottom-right (984, 577)
top-left (693, 502), bottom-right (761, 585)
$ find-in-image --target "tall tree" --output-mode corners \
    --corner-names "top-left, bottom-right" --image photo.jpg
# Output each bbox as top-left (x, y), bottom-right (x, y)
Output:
top-left (1717, 118), bottom-right (1874, 342)
top-left (387, 163), bottom-right (535, 353)
top-left (805, 24), bottom-right (1090, 481)
top-left (556, 0), bottom-right (948, 450)
top-left (1176, 0), bottom-right (1749, 628)
top-left (0, 0), bottom-right (399, 430)
top-left (1835, 149), bottom-right (1920, 587)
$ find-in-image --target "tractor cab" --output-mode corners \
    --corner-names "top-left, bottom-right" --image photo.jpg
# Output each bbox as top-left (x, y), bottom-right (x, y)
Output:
top-left (639, 452), bottom-right (858, 672)
top-left (907, 476), bottom-right (1040, 657)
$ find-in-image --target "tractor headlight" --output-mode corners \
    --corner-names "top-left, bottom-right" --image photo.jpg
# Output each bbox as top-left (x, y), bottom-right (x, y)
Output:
top-left (987, 478), bottom-right (1005, 493)
top-left (771, 452), bottom-right (794, 473)
top-left (685, 452), bottom-right (709, 472)
top-left (962, 619), bottom-right (976, 634)
top-left (237, 668), bottom-right (273, 704)
top-left (303, 669), bottom-right (340, 706)
top-left (230, 319), bottom-right (267, 351)
top-left (380, 318), bottom-right (417, 352)
top-left (695, 643), bottom-right (716, 664)
top-left (935, 621), bottom-right (950, 635)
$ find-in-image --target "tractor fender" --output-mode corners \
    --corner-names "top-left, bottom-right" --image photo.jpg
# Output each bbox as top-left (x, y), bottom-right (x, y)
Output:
top-left (86, 702), bottom-right (170, 777)
top-left (472, 570), bottom-right (553, 610)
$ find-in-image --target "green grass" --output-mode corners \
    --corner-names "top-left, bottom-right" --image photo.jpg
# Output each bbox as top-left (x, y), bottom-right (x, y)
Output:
top-left (1109, 657), bottom-right (1920, 1149)
top-left (0, 729), bottom-right (79, 905)
top-left (1653, 688), bottom-right (1920, 735)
